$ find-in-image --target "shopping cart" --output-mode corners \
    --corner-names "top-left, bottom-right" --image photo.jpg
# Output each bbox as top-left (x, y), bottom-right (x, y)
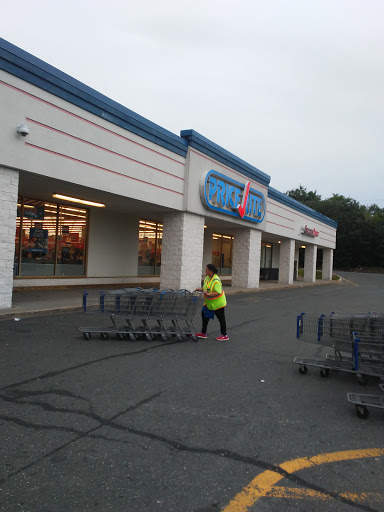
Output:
top-left (294, 312), bottom-right (384, 384)
top-left (79, 288), bottom-right (203, 342)
top-left (347, 383), bottom-right (384, 419)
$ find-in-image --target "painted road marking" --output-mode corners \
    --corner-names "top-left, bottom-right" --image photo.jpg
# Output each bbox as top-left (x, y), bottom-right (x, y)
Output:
top-left (223, 448), bottom-right (384, 511)
top-left (259, 487), bottom-right (380, 502)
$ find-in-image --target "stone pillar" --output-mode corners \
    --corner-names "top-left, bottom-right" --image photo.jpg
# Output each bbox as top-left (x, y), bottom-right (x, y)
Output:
top-left (0, 167), bottom-right (19, 309)
top-left (279, 239), bottom-right (295, 284)
top-left (304, 244), bottom-right (317, 283)
top-left (160, 212), bottom-right (205, 291)
top-left (232, 228), bottom-right (261, 288)
top-left (322, 248), bottom-right (333, 280)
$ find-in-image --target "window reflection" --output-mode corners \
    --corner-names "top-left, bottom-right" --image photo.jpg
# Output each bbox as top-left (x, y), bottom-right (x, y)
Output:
top-left (14, 197), bottom-right (87, 277)
top-left (56, 205), bottom-right (87, 276)
top-left (138, 220), bottom-right (162, 275)
top-left (212, 233), bottom-right (233, 274)
top-left (18, 199), bottom-right (56, 276)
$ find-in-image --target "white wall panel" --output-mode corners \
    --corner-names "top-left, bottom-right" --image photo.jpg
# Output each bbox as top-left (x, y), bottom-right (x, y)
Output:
top-left (266, 198), bottom-right (336, 249)
top-left (0, 72), bottom-right (185, 210)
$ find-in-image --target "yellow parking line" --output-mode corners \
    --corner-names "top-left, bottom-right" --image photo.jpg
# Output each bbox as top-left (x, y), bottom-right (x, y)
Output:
top-left (262, 486), bottom-right (380, 502)
top-left (223, 448), bottom-right (384, 511)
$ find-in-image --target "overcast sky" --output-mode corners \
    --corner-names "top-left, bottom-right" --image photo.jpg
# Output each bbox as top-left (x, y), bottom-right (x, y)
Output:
top-left (1, 0), bottom-right (383, 206)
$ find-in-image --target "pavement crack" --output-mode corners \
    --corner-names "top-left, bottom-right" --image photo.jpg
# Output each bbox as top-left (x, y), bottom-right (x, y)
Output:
top-left (0, 414), bottom-right (142, 446)
top-left (0, 389), bottom-right (162, 432)
top-left (1, 390), bottom-right (163, 483)
top-left (2, 391), bottom-right (378, 511)
top-left (0, 341), bottom-right (180, 391)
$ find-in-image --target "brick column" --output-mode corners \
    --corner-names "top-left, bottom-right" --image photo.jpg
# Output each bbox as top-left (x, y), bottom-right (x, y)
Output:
top-left (279, 239), bottom-right (295, 284)
top-left (304, 244), bottom-right (317, 283)
top-left (232, 228), bottom-right (261, 288)
top-left (0, 167), bottom-right (19, 309)
top-left (322, 248), bottom-right (333, 280)
top-left (160, 212), bottom-right (205, 291)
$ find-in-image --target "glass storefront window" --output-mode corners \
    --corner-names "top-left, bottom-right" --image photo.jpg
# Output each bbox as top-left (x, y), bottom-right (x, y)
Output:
top-left (56, 205), bottom-right (87, 276)
top-left (14, 197), bottom-right (87, 277)
top-left (212, 233), bottom-right (233, 274)
top-left (260, 243), bottom-right (272, 268)
top-left (18, 199), bottom-right (56, 276)
top-left (138, 220), bottom-right (162, 275)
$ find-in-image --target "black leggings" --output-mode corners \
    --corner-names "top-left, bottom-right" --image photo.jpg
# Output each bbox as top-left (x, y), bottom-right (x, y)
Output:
top-left (201, 307), bottom-right (227, 335)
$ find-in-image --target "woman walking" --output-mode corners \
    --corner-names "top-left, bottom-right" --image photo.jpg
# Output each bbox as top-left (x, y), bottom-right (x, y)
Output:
top-left (196, 264), bottom-right (229, 341)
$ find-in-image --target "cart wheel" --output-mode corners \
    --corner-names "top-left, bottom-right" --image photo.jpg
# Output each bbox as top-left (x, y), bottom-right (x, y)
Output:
top-left (116, 333), bottom-right (124, 340)
top-left (299, 365), bottom-right (308, 375)
top-left (355, 405), bottom-right (369, 419)
top-left (320, 369), bottom-right (330, 378)
top-left (83, 332), bottom-right (91, 340)
top-left (100, 332), bottom-right (109, 340)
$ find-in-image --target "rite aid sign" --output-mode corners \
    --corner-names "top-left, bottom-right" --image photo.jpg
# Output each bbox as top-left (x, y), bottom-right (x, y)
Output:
top-left (301, 225), bottom-right (319, 237)
top-left (200, 170), bottom-right (265, 223)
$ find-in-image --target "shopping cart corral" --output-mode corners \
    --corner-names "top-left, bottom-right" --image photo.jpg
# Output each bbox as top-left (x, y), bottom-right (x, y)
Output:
top-left (294, 312), bottom-right (384, 385)
top-left (80, 288), bottom-right (203, 342)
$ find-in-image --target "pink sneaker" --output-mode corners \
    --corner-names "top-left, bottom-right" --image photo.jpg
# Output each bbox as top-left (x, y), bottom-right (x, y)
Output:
top-left (196, 332), bottom-right (207, 339)
top-left (216, 335), bottom-right (229, 341)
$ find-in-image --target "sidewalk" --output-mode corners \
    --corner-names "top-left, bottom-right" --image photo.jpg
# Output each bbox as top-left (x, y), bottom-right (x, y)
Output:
top-left (0, 278), bottom-right (340, 320)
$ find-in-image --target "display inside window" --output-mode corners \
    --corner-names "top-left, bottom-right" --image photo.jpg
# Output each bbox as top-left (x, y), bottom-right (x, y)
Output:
top-left (56, 205), bottom-right (87, 276)
top-left (138, 220), bottom-right (162, 275)
top-left (14, 197), bottom-right (87, 277)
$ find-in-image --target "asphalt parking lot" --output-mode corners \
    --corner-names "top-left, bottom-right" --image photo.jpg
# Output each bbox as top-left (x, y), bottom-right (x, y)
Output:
top-left (1, 272), bottom-right (384, 512)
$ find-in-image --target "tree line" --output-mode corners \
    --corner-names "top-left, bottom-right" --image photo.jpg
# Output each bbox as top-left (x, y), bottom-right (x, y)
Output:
top-left (286, 186), bottom-right (384, 270)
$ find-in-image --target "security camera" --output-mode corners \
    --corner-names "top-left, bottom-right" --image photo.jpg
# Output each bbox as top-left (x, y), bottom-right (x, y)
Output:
top-left (17, 124), bottom-right (30, 137)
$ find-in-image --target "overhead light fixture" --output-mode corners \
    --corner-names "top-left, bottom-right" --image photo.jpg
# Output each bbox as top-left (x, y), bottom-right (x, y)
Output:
top-left (301, 245), bottom-right (306, 249)
top-left (53, 194), bottom-right (105, 207)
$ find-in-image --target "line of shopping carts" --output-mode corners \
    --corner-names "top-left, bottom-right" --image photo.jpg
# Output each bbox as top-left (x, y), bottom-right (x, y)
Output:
top-left (294, 312), bottom-right (384, 419)
top-left (79, 288), bottom-right (203, 342)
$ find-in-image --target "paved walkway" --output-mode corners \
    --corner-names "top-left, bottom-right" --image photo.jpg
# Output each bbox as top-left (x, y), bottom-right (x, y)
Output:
top-left (0, 278), bottom-right (340, 319)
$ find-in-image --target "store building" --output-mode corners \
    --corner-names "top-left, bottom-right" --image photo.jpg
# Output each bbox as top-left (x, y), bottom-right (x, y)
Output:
top-left (0, 38), bottom-right (337, 309)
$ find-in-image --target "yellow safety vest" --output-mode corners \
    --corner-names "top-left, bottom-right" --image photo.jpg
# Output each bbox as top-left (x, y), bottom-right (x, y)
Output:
top-left (203, 274), bottom-right (227, 311)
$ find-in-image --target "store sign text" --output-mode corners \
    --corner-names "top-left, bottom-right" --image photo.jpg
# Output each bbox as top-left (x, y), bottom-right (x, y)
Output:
top-left (200, 170), bottom-right (265, 223)
top-left (301, 225), bottom-right (319, 237)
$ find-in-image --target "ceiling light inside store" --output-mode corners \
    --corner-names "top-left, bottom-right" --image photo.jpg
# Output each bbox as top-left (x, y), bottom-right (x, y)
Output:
top-left (52, 194), bottom-right (105, 207)
top-left (17, 204), bottom-right (35, 209)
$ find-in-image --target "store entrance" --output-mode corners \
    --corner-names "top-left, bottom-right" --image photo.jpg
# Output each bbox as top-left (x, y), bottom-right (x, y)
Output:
top-left (212, 233), bottom-right (233, 275)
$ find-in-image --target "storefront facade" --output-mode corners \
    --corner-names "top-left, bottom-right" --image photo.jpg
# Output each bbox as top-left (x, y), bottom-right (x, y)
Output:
top-left (0, 38), bottom-right (337, 309)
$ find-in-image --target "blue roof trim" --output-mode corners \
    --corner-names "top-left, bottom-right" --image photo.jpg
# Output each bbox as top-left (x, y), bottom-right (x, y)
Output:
top-left (268, 187), bottom-right (338, 228)
top-left (0, 38), bottom-right (188, 157)
top-left (180, 129), bottom-right (271, 187)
